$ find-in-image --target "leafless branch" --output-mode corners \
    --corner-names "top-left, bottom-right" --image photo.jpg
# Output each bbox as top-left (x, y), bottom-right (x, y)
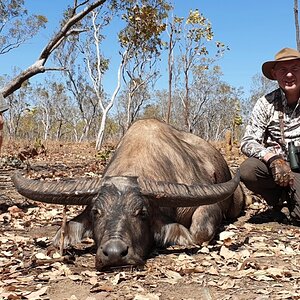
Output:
top-left (1, 0), bottom-right (107, 98)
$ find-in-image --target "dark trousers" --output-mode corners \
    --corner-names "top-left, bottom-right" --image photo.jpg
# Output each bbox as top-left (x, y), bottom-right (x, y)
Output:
top-left (240, 157), bottom-right (300, 218)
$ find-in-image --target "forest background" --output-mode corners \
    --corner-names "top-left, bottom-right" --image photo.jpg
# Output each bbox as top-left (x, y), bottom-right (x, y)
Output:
top-left (0, 0), bottom-right (299, 151)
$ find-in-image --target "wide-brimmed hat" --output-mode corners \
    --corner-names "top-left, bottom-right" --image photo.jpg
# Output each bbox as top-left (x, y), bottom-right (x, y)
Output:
top-left (262, 47), bottom-right (300, 80)
top-left (0, 93), bottom-right (9, 113)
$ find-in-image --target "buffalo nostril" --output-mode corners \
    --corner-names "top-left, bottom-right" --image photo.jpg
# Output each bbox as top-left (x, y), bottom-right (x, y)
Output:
top-left (101, 239), bottom-right (129, 261)
top-left (120, 248), bottom-right (128, 257)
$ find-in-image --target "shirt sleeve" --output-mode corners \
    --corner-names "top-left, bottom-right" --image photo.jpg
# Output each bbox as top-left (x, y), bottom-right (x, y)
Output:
top-left (240, 96), bottom-right (273, 159)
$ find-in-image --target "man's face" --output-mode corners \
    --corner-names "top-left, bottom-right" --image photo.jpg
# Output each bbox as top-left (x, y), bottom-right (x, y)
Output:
top-left (271, 60), bottom-right (300, 95)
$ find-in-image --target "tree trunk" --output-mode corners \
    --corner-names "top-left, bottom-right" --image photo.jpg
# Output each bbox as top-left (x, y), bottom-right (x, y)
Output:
top-left (166, 25), bottom-right (174, 124)
top-left (95, 51), bottom-right (126, 150)
top-left (184, 68), bottom-right (191, 132)
top-left (295, 0), bottom-right (300, 50)
top-left (95, 109), bottom-right (107, 150)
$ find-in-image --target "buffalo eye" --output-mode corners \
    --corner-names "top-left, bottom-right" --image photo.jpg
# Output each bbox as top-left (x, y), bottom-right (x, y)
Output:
top-left (134, 206), bottom-right (148, 220)
top-left (91, 207), bottom-right (103, 218)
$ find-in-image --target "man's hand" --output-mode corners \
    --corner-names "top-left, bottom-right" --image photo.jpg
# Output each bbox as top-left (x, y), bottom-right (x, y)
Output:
top-left (267, 155), bottom-right (294, 187)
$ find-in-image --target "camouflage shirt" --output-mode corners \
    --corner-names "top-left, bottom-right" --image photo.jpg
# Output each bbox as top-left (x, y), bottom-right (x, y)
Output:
top-left (241, 88), bottom-right (300, 160)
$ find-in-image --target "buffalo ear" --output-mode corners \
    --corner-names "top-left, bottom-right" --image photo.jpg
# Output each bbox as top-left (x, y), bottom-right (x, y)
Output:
top-left (12, 171), bottom-right (102, 205)
top-left (138, 171), bottom-right (240, 207)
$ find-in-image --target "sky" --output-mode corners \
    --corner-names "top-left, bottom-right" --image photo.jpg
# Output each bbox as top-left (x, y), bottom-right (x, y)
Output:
top-left (0, 0), bottom-right (297, 98)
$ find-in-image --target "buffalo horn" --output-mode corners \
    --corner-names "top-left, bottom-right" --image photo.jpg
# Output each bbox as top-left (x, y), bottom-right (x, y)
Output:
top-left (138, 170), bottom-right (240, 207)
top-left (12, 172), bottom-right (102, 205)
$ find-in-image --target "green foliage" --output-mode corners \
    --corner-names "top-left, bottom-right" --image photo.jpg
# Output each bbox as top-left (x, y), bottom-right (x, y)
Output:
top-left (119, 1), bottom-right (171, 57)
top-left (104, 118), bottom-right (119, 138)
top-left (33, 137), bottom-right (44, 151)
top-left (186, 9), bottom-right (213, 43)
top-left (0, 0), bottom-right (47, 55)
top-left (142, 104), bottom-right (162, 119)
top-left (169, 9), bottom-right (228, 78)
top-left (96, 148), bottom-right (112, 162)
top-left (234, 115), bottom-right (243, 126)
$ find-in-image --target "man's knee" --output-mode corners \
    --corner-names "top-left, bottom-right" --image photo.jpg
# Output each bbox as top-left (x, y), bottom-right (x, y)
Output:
top-left (239, 157), bottom-right (281, 204)
top-left (240, 157), bottom-right (264, 183)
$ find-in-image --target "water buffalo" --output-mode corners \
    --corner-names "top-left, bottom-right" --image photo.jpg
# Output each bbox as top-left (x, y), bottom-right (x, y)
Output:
top-left (12, 118), bottom-right (244, 269)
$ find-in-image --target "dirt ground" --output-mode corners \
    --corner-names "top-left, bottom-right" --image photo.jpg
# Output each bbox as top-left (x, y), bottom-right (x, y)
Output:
top-left (1, 140), bottom-right (300, 300)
